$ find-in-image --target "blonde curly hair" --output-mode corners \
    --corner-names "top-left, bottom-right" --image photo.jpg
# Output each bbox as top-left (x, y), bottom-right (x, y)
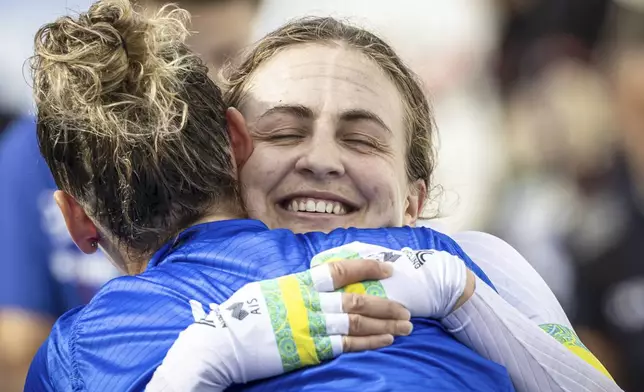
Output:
top-left (32, 0), bottom-right (240, 256)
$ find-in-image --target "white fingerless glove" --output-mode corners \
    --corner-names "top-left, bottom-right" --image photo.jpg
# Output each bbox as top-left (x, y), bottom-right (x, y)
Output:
top-left (146, 266), bottom-right (349, 392)
top-left (311, 242), bottom-right (468, 319)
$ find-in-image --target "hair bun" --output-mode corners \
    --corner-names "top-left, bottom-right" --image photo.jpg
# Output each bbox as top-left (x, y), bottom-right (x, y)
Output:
top-left (32, 0), bottom-right (194, 139)
top-left (86, 0), bottom-right (129, 25)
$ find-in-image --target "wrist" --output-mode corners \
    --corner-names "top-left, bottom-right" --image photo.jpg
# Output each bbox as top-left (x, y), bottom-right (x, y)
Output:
top-left (149, 322), bottom-right (235, 391)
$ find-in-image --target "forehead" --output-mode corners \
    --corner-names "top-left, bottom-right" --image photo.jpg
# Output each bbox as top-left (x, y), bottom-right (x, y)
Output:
top-left (242, 43), bottom-right (405, 129)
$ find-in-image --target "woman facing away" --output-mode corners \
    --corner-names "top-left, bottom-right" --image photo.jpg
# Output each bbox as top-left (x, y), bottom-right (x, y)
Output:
top-left (25, 1), bottom-right (620, 391)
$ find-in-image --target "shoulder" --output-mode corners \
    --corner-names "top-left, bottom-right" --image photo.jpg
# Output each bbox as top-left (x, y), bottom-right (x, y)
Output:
top-left (452, 231), bottom-right (571, 325)
top-left (46, 272), bottom-right (201, 391)
top-left (450, 231), bottom-right (529, 279)
top-left (81, 271), bottom-right (200, 326)
top-left (450, 231), bottom-right (543, 283)
top-left (313, 225), bottom-right (447, 252)
top-left (450, 231), bottom-right (524, 260)
top-left (25, 306), bottom-right (84, 391)
top-left (449, 231), bottom-right (535, 283)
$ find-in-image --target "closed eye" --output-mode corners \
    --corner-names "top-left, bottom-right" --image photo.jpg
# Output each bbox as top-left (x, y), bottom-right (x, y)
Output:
top-left (255, 129), bottom-right (307, 145)
top-left (271, 134), bottom-right (303, 141)
top-left (345, 138), bottom-right (376, 147)
top-left (342, 134), bottom-right (385, 151)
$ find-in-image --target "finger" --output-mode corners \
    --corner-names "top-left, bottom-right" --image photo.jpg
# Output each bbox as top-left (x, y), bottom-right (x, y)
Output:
top-left (319, 292), bottom-right (411, 321)
top-left (324, 313), bottom-right (350, 335)
top-left (347, 314), bottom-right (413, 337)
top-left (329, 335), bottom-right (343, 358)
top-left (342, 334), bottom-right (394, 353)
top-left (319, 292), bottom-right (344, 313)
top-left (312, 259), bottom-right (393, 291)
top-left (341, 293), bottom-right (411, 320)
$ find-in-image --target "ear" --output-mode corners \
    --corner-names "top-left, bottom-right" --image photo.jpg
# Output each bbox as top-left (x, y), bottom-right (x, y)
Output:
top-left (54, 191), bottom-right (100, 254)
top-left (403, 179), bottom-right (427, 226)
top-left (226, 107), bottom-right (253, 168)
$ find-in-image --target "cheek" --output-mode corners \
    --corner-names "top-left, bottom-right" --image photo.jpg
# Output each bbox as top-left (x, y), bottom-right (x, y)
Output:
top-left (351, 158), bottom-right (405, 215)
top-left (239, 145), bottom-right (289, 203)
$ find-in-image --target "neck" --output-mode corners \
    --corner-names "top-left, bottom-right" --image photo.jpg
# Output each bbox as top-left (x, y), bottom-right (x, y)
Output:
top-left (99, 242), bottom-right (148, 276)
top-left (193, 201), bottom-right (247, 226)
top-left (109, 202), bottom-right (248, 276)
top-left (125, 259), bottom-right (148, 275)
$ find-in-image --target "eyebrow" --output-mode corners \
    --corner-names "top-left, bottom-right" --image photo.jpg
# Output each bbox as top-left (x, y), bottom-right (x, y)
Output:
top-left (258, 104), bottom-right (314, 122)
top-left (339, 109), bottom-right (392, 134)
top-left (258, 105), bottom-right (391, 134)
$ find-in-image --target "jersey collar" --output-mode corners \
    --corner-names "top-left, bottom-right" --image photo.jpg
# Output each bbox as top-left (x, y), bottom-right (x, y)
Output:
top-left (146, 219), bottom-right (268, 269)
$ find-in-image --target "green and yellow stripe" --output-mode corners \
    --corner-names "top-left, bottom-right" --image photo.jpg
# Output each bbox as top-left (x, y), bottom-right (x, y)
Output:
top-left (261, 271), bottom-right (337, 371)
top-left (540, 323), bottom-right (614, 380)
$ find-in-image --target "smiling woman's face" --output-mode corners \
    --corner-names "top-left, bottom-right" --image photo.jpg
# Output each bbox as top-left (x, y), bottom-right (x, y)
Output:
top-left (237, 43), bottom-right (422, 233)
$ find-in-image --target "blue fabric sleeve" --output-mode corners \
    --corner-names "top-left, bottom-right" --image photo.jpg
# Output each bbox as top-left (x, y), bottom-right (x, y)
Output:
top-left (24, 307), bottom-right (81, 392)
top-left (24, 341), bottom-right (56, 392)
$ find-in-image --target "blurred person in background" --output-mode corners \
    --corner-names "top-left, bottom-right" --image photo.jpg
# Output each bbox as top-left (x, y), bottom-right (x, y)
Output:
top-left (495, 0), bottom-right (611, 97)
top-left (491, 2), bottom-right (644, 389)
top-left (0, 2), bottom-right (260, 391)
top-left (571, 46), bottom-right (644, 392)
top-left (140, 0), bottom-right (262, 79)
top-left (491, 60), bottom-right (615, 314)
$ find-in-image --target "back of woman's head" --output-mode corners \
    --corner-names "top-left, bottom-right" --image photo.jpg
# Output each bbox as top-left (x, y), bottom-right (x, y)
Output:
top-left (224, 17), bottom-right (435, 193)
top-left (32, 0), bottom-right (239, 256)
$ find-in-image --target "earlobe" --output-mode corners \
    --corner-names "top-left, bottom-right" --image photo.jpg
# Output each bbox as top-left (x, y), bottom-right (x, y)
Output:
top-left (226, 107), bottom-right (253, 168)
top-left (54, 191), bottom-right (100, 254)
top-left (404, 180), bottom-right (427, 226)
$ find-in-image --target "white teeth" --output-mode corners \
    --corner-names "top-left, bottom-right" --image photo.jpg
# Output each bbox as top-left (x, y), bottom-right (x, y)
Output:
top-left (315, 201), bottom-right (326, 213)
top-left (285, 198), bottom-right (352, 215)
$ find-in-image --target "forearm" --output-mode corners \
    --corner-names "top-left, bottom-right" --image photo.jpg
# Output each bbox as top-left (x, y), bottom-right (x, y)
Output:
top-left (442, 276), bottom-right (622, 392)
top-left (147, 290), bottom-right (284, 392)
top-left (146, 323), bottom-right (235, 392)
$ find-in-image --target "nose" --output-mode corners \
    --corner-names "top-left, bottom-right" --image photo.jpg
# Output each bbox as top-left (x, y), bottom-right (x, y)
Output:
top-left (295, 131), bottom-right (345, 179)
